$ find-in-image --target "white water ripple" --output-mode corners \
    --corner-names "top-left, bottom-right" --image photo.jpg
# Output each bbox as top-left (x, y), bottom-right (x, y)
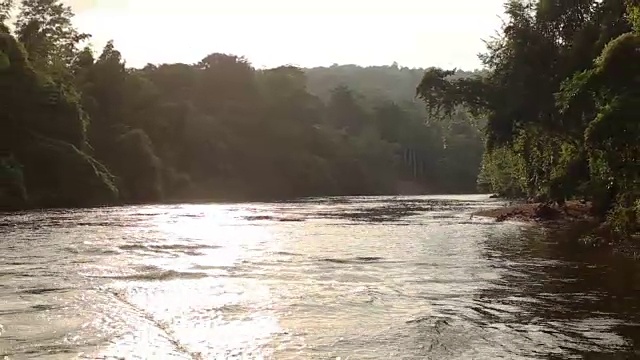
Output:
top-left (0, 195), bottom-right (639, 359)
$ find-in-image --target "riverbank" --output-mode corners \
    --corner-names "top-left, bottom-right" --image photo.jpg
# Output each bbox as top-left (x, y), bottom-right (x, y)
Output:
top-left (1, 181), bottom-right (480, 212)
top-left (475, 200), bottom-right (640, 256)
top-left (474, 200), bottom-right (595, 225)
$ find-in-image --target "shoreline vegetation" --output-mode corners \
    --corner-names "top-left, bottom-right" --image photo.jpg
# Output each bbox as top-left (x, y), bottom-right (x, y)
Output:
top-left (417, 0), bottom-right (640, 242)
top-left (0, 1), bottom-right (483, 212)
top-left (475, 199), bottom-right (640, 255)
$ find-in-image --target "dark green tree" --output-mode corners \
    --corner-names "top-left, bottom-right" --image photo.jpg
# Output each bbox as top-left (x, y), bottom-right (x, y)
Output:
top-left (14, 0), bottom-right (89, 78)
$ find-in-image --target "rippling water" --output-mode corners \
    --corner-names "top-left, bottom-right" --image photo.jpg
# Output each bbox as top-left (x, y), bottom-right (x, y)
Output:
top-left (1, 195), bottom-right (640, 359)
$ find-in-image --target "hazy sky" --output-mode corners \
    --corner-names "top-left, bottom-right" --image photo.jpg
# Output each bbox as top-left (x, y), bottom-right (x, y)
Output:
top-left (63, 0), bottom-right (505, 70)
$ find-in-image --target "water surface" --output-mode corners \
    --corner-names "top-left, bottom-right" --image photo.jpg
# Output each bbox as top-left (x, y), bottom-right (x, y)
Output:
top-left (1, 195), bottom-right (639, 359)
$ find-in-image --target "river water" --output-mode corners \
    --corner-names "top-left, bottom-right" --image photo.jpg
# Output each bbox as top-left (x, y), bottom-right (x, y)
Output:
top-left (1, 195), bottom-right (639, 359)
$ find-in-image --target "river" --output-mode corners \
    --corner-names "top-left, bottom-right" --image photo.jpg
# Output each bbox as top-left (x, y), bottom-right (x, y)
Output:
top-left (1, 195), bottom-right (639, 359)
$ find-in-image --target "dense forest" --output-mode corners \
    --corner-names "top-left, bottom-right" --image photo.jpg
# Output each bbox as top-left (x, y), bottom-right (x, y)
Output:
top-left (305, 64), bottom-right (481, 105)
top-left (0, 0), bottom-right (483, 210)
top-left (418, 0), bottom-right (640, 237)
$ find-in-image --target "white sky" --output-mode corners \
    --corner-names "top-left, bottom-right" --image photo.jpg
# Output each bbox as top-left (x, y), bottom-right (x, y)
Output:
top-left (63, 0), bottom-right (505, 70)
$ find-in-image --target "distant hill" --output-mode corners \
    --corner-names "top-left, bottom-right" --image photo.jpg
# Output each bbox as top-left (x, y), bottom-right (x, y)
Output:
top-left (304, 64), bottom-right (481, 105)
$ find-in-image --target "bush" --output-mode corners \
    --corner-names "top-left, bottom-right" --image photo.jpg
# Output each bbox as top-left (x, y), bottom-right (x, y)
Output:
top-left (0, 155), bottom-right (28, 209)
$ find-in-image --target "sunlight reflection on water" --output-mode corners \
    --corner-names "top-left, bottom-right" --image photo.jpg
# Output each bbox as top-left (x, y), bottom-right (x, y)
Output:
top-left (94, 206), bottom-right (282, 359)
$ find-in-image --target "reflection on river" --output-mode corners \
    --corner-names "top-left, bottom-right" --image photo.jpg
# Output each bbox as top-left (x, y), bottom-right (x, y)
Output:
top-left (0, 195), bottom-right (639, 359)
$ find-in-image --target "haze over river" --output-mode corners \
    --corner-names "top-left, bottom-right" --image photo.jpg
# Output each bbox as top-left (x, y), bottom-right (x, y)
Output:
top-left (1, 195), bottom-right (640, 359)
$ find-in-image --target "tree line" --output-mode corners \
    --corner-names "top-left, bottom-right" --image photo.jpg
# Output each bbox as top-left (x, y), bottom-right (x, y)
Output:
top-left (0, 0), bottom-right (483, 210)
top-left (418, 0), bottom-right (640, 237)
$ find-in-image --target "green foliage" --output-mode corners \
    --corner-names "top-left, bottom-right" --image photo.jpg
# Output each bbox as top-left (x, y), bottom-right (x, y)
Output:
top-left (23, 135), bottom-right (118, 207)
top-left (305, 64), bottom-right (432, 104)
top-left (478, 145), bottom-right (527, 197)
top-left (307, 65), bottom-right (486, 193)
top-left (0, 155), bottom-right (27, 209)
top-left (417, 0), bottom-right (640, 237)
top-left (0, 49), bottom-right (9, 70)
top-left (1, 31), bottom-right (115, 208)
top-left (14, 0), bottom-right (89, 77)
top-left (576, 29), bottom-right (640, 229)
top-left (0, 0), bottom-right (13, 31)
top-left (111, 129), bottom-right (163, 202)
top-left (627, 2), bottom-right (640, 32)
top-left (1, 1), bottom-right (485, 209)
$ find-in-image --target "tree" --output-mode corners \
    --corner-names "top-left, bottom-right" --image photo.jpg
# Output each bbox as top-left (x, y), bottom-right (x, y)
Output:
top-left (0, 32), bottom-right (117, 207)
top-left (326, 85), bottom-right (368, 134)
top-left (195, 53), bottom-right (257, 117)
top-left (14, 0), bottom-right (89, 76)
top-left (417, 0), bottom-right (640, 236)
top-left (0, 0), bottom-right (13, 33)
top-left (2, 1), bottom-right (485, 209)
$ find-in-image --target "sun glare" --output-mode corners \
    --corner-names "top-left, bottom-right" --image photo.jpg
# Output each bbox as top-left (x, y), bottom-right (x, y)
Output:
top-left (66, 0), bottom-right (504, 69)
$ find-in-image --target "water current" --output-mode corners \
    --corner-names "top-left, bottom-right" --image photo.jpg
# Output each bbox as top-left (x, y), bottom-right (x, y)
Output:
top-left (1, 195), bottom-right (640, 359)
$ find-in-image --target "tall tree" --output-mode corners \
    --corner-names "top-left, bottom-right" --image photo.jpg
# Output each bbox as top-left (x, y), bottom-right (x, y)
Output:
top-left (14, 0), bottom-right (89, 77)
